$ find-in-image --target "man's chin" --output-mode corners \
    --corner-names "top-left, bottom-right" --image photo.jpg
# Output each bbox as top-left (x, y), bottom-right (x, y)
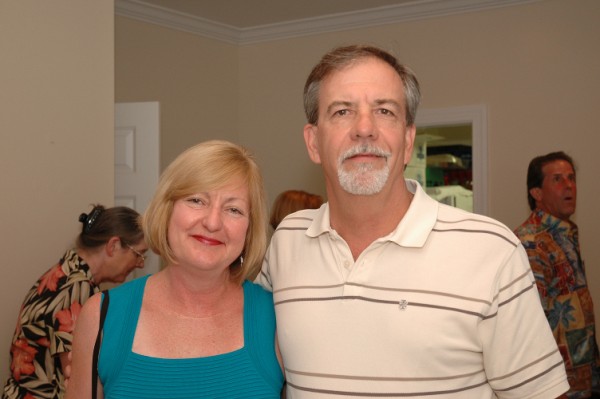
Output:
top-left (339, 177), bottom-right (387, 196)
top-left (343, 158), bottom-right (386, 169)
top-left (341, 187), bottom-right (382, 196)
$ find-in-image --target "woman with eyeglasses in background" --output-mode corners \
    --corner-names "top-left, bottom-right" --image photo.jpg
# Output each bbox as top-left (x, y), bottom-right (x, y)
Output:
top-left (2, 204), bottom-right (147, 399)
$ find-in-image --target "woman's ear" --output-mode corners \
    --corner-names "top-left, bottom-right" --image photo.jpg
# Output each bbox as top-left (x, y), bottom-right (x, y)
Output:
top-left (105, 236), bottom-right (122, 257)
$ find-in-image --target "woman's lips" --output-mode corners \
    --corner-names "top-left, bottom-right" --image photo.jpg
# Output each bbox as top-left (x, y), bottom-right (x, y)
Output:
top-left (192, 235), bottom-right (223, 245)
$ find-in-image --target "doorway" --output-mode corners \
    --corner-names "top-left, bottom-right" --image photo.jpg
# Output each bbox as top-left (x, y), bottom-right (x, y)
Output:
top-left (412, 105), bottom-right (487, 215)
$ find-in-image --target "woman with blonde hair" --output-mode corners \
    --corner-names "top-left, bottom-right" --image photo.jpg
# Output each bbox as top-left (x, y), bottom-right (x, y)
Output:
top-left (67, 140), bottom-right (284, 399)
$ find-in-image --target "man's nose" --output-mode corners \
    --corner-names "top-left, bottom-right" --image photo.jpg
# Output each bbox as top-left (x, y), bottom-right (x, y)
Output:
top-left (563, 177), bottom-right (575, 188)
top-left (353, 112), bottom-right (377, 139)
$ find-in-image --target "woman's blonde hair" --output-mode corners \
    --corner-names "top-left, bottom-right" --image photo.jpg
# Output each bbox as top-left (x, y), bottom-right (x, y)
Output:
top-left (143, 140), bottom-right (268, 283)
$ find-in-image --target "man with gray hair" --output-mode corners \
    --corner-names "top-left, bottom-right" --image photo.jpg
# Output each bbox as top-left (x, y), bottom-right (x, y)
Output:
top-left (258, 44), bottom-right (569, 398)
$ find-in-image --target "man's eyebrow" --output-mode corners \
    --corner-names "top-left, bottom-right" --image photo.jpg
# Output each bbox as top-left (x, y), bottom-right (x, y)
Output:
top-left (325, 99), bottom-right (402, 114)
top-left (374, 98), bottom-right (402, 108)
top-left (325, 101), bottom-right (353, 114)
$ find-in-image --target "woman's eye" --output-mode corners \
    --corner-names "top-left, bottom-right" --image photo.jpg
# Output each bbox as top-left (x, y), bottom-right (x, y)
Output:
top-left (187, 197), bottom-right (205, 205)
top-left (228, 207), bottom-right (244, 216)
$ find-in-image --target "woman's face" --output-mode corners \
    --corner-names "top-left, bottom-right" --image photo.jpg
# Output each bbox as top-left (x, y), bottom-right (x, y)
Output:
top-left (105, 239), bottom-right (148, 283)
top-left (167, 178), bottom-right (250, 276)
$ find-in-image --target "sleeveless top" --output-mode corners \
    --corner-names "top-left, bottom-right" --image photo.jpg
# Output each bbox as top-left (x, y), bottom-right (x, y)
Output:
top-left (98, 275), bottom-right (284, 398)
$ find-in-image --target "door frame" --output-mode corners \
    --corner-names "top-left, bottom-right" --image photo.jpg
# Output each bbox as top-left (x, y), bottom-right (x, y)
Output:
top-left (115, 101), bottom-right (161, 276)
top-left (416, 105), bottom-right (488, 215)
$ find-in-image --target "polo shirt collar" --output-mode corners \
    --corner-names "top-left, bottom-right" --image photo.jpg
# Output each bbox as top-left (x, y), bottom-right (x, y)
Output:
top-left (305, 179), bottom-right (438, 248)
top-left (306, 202), bottom-right (331, 238)
top-left (390, 179), bottom-right (438, 248)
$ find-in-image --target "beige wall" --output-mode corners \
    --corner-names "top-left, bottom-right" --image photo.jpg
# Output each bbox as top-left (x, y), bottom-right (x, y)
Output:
top-left (116, 0), bottom-right (600, 335)
top-left (2, 0), bottom-right (599, 387)
top-left (0, 1), bottom-right (114, 384)
top-left (240, 0), bottom-right (600, 299)
top-left (115, 16), bottom-right (240, 171)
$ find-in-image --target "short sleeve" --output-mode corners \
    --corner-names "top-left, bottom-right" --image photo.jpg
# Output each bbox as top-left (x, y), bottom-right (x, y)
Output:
top-left (48, 275), bottom-right (96, 356)
top-left (481, 244), bottom-right (569, 398)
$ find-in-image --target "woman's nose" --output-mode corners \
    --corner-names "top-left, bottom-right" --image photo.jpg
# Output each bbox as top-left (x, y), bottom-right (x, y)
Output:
top-left (202, 206), bottom-right (223, 231)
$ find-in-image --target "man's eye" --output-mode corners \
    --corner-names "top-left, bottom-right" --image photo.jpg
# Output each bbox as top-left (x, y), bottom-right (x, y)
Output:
top-left (334, 109), bottom-right (348, 116)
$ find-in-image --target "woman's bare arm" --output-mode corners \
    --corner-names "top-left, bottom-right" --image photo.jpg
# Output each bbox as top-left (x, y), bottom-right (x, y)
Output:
top-left (275, 331), bottom-right (286, 399)
top-left (64, 292), bottom-right (104, 399)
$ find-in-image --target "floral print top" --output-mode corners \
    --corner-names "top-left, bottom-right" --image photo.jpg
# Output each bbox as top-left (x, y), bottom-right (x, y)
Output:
top-left (2, 249), bottom-right (99, 399)
top-left (515, 209), bottom-right (600, 399)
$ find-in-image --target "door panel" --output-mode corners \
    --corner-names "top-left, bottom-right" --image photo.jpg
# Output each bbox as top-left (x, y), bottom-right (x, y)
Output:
top-left (115, 102), bottom-right (160, 276)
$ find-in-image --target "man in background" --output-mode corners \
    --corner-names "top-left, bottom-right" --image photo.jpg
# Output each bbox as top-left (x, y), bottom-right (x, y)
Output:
top-left (258, 44), bottom-right (569, 398)
top-left (515, 151), bottom-right (600, 399)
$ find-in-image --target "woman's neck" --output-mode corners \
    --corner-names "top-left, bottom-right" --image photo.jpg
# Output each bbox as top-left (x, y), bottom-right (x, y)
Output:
top-left (150, 267), bottom-right (240, 317)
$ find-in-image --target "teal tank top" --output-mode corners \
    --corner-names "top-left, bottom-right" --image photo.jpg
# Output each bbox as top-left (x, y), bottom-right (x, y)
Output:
top-left (98, 275), bottom-right (284, 398)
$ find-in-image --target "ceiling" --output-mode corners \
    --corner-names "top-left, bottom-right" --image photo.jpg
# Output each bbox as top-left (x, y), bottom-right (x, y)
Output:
top-left (131, 0), bottom-right (423, 29)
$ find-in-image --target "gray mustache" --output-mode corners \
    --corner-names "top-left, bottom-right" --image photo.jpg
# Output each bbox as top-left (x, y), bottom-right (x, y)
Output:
top-left (341, 145), bottom-right (391, 161)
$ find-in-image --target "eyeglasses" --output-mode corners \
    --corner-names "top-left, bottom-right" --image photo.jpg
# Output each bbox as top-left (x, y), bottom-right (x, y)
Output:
top-left (126, 244), bottom-right (146, 264)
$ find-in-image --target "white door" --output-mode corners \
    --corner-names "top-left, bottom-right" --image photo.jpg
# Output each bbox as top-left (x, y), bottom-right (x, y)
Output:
top-left (115, 102), bottom-right (160, 276)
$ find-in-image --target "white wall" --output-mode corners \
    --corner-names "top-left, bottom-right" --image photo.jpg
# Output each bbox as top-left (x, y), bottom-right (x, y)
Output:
top-left (0, 1), bottom-right (114, 384)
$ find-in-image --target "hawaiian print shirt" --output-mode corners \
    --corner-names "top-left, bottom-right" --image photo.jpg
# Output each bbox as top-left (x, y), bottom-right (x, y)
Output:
top-left (515, 209), bottom-right (600, 399)
top-left (2, 249), bottom-right (99, 399)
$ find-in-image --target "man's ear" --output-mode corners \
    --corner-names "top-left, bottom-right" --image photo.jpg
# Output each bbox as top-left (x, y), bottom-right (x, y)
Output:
top-left (303, 123), bottom-right (322, 164)
top-left (529, 187), bottom-right (543, 202)
top-left (403, 124), bottom-right (416, 167)
top-left (105, 236), bottom-right (121, 257)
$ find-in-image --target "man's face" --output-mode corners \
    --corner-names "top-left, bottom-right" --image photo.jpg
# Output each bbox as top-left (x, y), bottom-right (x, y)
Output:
top-left (531, 159), bottom-right (577, 220)
top-left (303, 57), bottom-right (415, 196)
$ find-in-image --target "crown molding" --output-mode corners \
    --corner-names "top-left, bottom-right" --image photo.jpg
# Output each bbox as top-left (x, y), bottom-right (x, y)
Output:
top-left (115, 0), bottom-right (240, 43)
top-left (115, 0), bottom-right (541, 45)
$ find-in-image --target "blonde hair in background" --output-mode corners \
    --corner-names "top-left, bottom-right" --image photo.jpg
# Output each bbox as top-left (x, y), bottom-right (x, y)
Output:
top-left (143, 140), bottom-right (268, 283)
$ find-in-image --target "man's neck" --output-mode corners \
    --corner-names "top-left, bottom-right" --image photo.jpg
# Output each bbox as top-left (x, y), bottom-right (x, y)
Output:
top-left (327, 184), bottom-right (414, 260)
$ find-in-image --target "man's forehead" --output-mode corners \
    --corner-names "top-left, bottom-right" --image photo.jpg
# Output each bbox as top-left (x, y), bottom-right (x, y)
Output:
top-left (543, 160), bottom-right (575, 175)
top-left (321, 58), bottom-right (401, 88)
top-left (319, 71), bottom-right (405, 104)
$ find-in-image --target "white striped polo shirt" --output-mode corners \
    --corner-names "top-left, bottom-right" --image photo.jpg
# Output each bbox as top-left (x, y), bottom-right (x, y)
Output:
top-left (257, 180), bottom-right (569, 399)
